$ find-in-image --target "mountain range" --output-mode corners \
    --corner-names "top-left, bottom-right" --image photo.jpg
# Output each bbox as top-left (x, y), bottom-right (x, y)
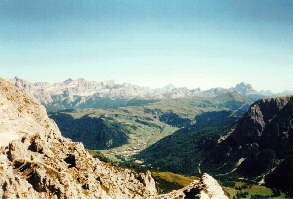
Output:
top-left (10, 77), bottom-right (292, 111)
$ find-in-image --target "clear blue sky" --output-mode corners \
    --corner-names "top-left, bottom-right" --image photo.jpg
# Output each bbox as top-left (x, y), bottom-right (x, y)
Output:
top-left (0, 0), bottom-right (292, 92)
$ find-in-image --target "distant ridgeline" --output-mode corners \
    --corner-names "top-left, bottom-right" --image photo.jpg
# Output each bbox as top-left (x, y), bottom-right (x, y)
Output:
top-left (11, 77), bottom-right (292, 111)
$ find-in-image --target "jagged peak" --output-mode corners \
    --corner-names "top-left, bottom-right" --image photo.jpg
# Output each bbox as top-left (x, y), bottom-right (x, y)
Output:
top-left (63, 78), bottom-right (73, 83)
top-left (234, 81), bottom-right (253, 88)
top-left (253, 95), bottom-right (292, 107)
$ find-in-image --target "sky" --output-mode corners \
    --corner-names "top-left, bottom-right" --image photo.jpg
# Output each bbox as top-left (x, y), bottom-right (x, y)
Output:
top-left (0, 0), bottom-right (292, 92)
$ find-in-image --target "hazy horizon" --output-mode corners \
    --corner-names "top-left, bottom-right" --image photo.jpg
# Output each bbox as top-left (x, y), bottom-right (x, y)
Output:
top-left (1, 0), bottom-right (292, 92)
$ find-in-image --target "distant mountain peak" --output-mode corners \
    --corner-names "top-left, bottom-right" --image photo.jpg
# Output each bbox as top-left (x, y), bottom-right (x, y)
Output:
top-left (234, 82), bottom-right (253, 89)
top-left (231, 82), bottom-right (257, 96)
top-left (64, 78), bottom-right (73, 84)
top-left (235, 81), bottom-right (252, 87)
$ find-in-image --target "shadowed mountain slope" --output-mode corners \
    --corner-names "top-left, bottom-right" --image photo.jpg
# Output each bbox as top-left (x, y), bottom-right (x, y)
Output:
top-left (49, 113), bottom-right (129, 150)
top-left (207, 96), bottom-right (293, 195)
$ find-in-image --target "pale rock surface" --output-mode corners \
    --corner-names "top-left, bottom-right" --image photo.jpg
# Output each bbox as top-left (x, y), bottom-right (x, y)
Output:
top-left (0, 79), bottom-right (59, 146)
top-left (9, 77), bottom-right (207, 106)
top-left (158, 173), bottom-right (228, 199)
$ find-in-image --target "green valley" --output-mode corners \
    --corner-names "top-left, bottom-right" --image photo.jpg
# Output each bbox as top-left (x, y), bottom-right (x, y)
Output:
top-left (50, 92), bottom-right (250, 162)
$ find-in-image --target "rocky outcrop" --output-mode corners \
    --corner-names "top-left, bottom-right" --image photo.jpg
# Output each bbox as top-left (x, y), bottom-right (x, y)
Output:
top-left (0, 78), bottom-right (229, 198)
top-left (158, 173), bottom-right (228, 199)
top-left (0, 134), bottom-right (158, 199)
top-left (0, 78), bottom-right (59, 146)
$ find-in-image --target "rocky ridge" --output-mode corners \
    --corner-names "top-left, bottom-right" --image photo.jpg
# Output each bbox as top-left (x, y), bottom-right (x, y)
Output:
top-left (0, 78), bottom-right (228, 198)
top-left (210, 96), bottom-right (293, 193)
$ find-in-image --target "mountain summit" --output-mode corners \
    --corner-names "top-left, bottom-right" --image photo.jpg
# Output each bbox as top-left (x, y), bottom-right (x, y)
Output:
top-left (232, 82), bottom-right (256, 96)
